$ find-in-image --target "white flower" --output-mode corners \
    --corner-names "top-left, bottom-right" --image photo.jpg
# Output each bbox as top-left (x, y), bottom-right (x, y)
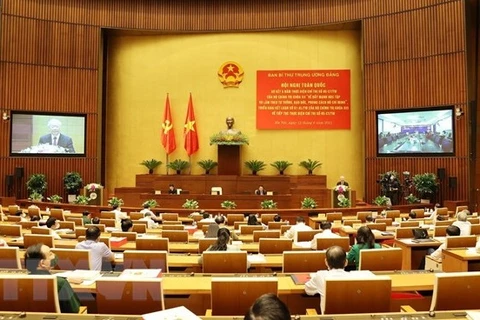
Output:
top-left (334, 185), bottom-right (349, 192)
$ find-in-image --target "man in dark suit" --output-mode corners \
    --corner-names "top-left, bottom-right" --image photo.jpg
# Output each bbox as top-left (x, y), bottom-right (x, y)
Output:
top-left (38, 119), bottom-right (75, 153)
top-left (336, 176), bottom-right (349, 186)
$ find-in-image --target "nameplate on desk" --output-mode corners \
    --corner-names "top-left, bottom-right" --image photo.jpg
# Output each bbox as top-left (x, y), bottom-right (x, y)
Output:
top-left (317, 214), bottom-right (326, 219)
top-left (155, 190), bottom-right (161, 195)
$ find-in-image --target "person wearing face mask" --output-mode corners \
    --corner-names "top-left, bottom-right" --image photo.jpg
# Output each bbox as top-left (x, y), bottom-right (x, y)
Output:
top-left (24, 243), bottom-right (81, 313)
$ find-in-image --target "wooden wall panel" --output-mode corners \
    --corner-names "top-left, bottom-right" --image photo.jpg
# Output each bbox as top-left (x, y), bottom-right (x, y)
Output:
top-left (1, 15), bottom-right (99, 68)
top-left (0, 0), bottom-right (471, 207)
top-left (0, 63), bottom-right (98, 113)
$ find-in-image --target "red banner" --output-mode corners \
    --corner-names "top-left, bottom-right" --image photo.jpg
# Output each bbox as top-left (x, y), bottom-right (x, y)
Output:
top-left (256, 70), bottom-right (351, 129)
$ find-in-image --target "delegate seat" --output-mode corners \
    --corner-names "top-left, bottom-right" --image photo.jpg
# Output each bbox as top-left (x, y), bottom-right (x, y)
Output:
top-left (27, 206), bottom-right (40, 219)
top-left (49, 208), bottom-right (65, 221)
top-left (410, 209), bottom-right (425, 218)
top-left (259, 238), bottom-right (292, 254)
top-left (23, 234), bottom-right (54, 249)
top-left (343, 219), bottom-right (361, 227)
top-left (162, 224), bottom-right (185, 231)
top-left (468, 217), bottom-right (480, 224)
top-left (18, 221), bottom-right (39, 229)
top-left (132, 223), bottom-right (147, 233)
top-left (430, 272), bottom-right (480, 311)
top-left (136, 238), bottom-right (169, 251)
top-left (162, 220), bottom-right (182, 225)
top-left (58, 221), bottom-right (75, 230)
top-left (400, 221), bottom-right (420, 228)
top-left (358, 248), bottom-right (402, 271)
top-left (323, 276), bottom-right (391, 314)
top-left (7, 215), bottom-right (21, 222)
top-left (326, 212), bottom-right (342, 222)
top-left (31, 226), bottom-right (51, 235)
top-left (85, 223), bottom-right (105, 232)
top-left (356, 211), bottom-right (372, 223)
top-left (99, 219), bottom-right (116, 227)
top-left (0, 247), bottom-right (21, 269)
top-left (227, 214), bottom-right (244, 226)
top-left (260, 213), bottom-right (277, 224)
top-left (240, 225), bottom-right (263, 235)
top-left (315, 237), bottom-right (350, 252)
top-left (470, 224), bottom-right (480, 235)
top-left (8, 205), bottom-right (20, 215)
top-left (129, 212), bottom-right (144, 220)
top-left (100, 211), bottom-right (115, 219)
top-left (296, 230), bottom-right (322, 242)
top-left (445, 235), bottom-right (476, 249)
top-left (375, 218), bottom-right (392, 226)
top-left (96, 278), bottom-right (164, 314)
top-left (434, 226), bottom-right (448, 237)
top-left (161, 230), bottom-right (188, 243)
top-left (123, 250), bottom-right (168, 271)
top-left (111, 231), bottom-right (137, 241)
top-left (253, 230), bottom-right (280, 242)
top-left (202, 251), bottom-right (248, 273)
top-left (66, 217), bottom-right (84, 227)
top-left (198, 238), bottom-right (217, 253)
top-left (282, 250), bottom-right (327, 273)
top-left (162, 213), bottom-right (179, 221)
top-left (366, 223), bottom-right (387, 231)
top-left (208, 277), bottom-right (277, 316)
top-left (385, 210), bottom-right (400, 219)
top-left (51, 248), bottom-right (91, 270)
top-left (0, 224), bottom-right (21, 237)
top-left (395, 227), bottom-right (417, 239)
top-left (267, 221), bottom-right (288, 230)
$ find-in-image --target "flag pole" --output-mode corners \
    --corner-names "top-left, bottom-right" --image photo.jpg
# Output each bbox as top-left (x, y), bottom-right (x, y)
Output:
top-left (166, 154), bottom-right (169, 175)
top-left (189, 155), bottom-right (192, 174)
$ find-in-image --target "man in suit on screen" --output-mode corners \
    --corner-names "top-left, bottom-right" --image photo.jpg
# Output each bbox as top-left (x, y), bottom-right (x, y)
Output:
top-left (38, 118), bottom-right (75, 153)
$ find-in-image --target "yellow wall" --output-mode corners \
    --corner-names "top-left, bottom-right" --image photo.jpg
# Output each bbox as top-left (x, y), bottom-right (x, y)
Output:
top-left (106, 30), bottom-right (364, 198)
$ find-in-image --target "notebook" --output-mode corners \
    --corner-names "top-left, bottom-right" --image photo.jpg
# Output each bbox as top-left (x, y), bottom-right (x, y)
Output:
top-left (411, 228), bottom-right (434, 242)
top-left (290, 273), bottom-right (311, 285)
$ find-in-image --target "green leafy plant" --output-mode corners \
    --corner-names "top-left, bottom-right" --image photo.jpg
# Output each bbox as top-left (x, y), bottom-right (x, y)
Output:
top-left (244, 160), bottom-right (267, 175)
top-left (270, 160), bottom-right (293, 175)
top-left (47, 194), bottom-right (63, 203)
top-left (74, 195), bottom-right (90, 205)
top-left (140, 159), bottom-right (162, 174)
top-left (373, 195), bottom-right (390, 206)
top-left (260, 199), bottom-right (277, 209)
top-left (210, 132), bottom-right (249, 145)
top-left (299, 159), bottom-right (322, 175)
top-left (26, 174), bottom-right (47, 195)
top-left (182, 199), bottom-right (199, 209)
top-left (338, 197), bottom-right (351, 208)
top-left (413, 173), bottom-right (439, 199)
top-left (404, 193), bottom-right (419, 204)
top-left (301, 197), bottom-right (317, 209)
top-left (221, 200), bottom-right (237, 209)
top-left (167, 159), bottom-right (190, 175)
top-left (108, 197), bottom-right (124, 207)
top-left (142, 199), bottom-right (158, 208)
top-left (29, 192), bottom-right (44, 202)
top-left (63, 172), bottom-right (83, 195)
top-left (198, 159), bottom-right (218, 174)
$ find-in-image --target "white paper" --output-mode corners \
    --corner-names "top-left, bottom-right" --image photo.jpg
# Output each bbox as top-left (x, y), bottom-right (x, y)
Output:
top-left (247, 254), bottom-right (266, 263)
top-left (467, 311), bottom-right (480, 320)
top-left (119, 269), bottom-right (162, 279)
top-left (142, 306), bottom-right (201, 320)
top-left (294, 241), bottom-right (312, 248)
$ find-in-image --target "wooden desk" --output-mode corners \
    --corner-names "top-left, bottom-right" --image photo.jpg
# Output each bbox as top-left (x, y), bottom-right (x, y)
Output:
top-left (70, 271), bottom-right (436, 314)
top-left (442, 248), bottom-right (480, 272)
top-left (338, 226), bottom-right (395, 245)
top-left (394, 238), bottom-right (442, 270)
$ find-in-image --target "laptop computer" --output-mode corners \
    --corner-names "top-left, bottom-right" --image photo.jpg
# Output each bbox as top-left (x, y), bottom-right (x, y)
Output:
top-left (411, 228), bottom-right (435, 242)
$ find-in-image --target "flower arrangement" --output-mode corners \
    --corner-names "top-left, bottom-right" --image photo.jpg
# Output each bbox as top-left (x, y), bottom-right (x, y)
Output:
top-left (74, 195), bottom-right (90, 205)
top-left (334, 185), bottom-right (349, 193)
top-left (260, 199), bottom-right (277, 209)
top-left (373, 195), bottom-right (390, 206)
top-left (404, 193), bottom-right (419, 204)
top-left (108, 197), bottom-right (124, 207)
top-left (142, 199), bottom-right (158, 208)
top-left (47, 194), bottom-right (63, 203)
top-left (338, 197), bottom-right (351, 208)
top-left (301, 197), bottom-right (317, 209)
top-left (86, 183), bottom-right (103, 192)
top-left (182, 199), bottom-right (199, 209)
top-left (29, 192), bottom-right (44, 202)
top-left (210, 132), bottom-right (249, 145)
top-left (221, 200), bottom-right (237, 209)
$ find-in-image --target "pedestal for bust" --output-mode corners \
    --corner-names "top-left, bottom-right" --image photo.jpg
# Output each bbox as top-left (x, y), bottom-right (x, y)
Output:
top-left (218, 145), bottom-right (241, 175)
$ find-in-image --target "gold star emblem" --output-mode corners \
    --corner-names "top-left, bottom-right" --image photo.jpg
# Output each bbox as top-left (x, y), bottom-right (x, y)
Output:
top-left (227, 64), bottom-right (234, 72)
top-left (162, 120), bottom-right (173, 134)
top-left (184, 120), bottom-right (196, 132)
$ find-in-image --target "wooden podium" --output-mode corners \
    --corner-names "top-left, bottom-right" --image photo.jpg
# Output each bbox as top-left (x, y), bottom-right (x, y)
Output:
top-left (82, 186), bottom-right (104, 206)
top-left (331, 190), bottom-right (352, 208)
top-left (218, 145), bottom-right (241, 175)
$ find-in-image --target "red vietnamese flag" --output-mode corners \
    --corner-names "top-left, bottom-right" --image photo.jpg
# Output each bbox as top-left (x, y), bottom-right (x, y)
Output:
top-left (161, 94), bottom-right (176, 154)
top-left (183, 93), bottom-right (199, 156)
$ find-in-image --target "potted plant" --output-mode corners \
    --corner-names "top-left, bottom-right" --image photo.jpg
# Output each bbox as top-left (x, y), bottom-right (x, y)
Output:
top-left (47, 194), bottom-right (63, 203)
top-left (26, 173), bottom-right (47, 196)
top-left (182, 199), bottom-right (199, 209)
top-left (140, 159), bottom-right (162, 174)
top-left (413, 173), bottom-right (439, 203)
top-left (405, 193), bottom-right (419, 204)
top-left (29, 191), bottom-right (44, 202)
top-left (299, 159), bottom-right (322, 175)
top-left (108, 197), bottom-right (124, 207)
top-left (244, 160), bottom-right (266, 175)
top-left (221, 200), bottom-right (237, 209)
top-left (301, 197), bottom-right (317, 209)
top-left (74, 195), bottom-right (90, 205)
top-left (198, 159), bottom-right (218, 175)
top-left (142, 199), bottom-right (158, 208)
top-left (373, 195), bottom-right (390, 206)
top-left (63, 172), bottom-right (83, 203)
top-left (260, 199), bottom-right (277, 209)
top-left (167, 159), bottom-right (190, 175)
top-left (270, 160), bottom-right (293, 175)
top-left (338, 197), bottom-right (351, 208)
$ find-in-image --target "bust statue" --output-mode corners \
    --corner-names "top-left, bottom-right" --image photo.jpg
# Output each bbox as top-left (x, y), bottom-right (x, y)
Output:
top-left (221, 117), bottom-right (241, 135)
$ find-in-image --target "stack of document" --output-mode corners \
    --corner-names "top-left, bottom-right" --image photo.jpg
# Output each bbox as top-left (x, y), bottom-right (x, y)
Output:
top-left (119, 269), bottom-right (162, 279)
top-left (55, 270), bottom-right (102, 285)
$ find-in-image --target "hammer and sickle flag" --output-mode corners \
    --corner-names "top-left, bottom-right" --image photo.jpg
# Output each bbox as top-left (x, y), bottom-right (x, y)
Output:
top-left (161, 94), bottom-right (176, 154)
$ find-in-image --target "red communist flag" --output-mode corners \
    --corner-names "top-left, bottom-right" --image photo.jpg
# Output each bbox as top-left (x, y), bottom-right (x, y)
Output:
top-left (184, 93), bottom-right (199, 156)
top-left (161, 94), bottom-right (176, 154)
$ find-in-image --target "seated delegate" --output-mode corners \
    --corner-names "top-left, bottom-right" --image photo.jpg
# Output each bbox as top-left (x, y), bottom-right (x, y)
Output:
top-left (255, 185), bottom-right (267, 195)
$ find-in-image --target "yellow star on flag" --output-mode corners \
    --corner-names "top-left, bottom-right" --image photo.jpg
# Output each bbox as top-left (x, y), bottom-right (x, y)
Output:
top-left (184, 120), bottom-right (196, 132)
